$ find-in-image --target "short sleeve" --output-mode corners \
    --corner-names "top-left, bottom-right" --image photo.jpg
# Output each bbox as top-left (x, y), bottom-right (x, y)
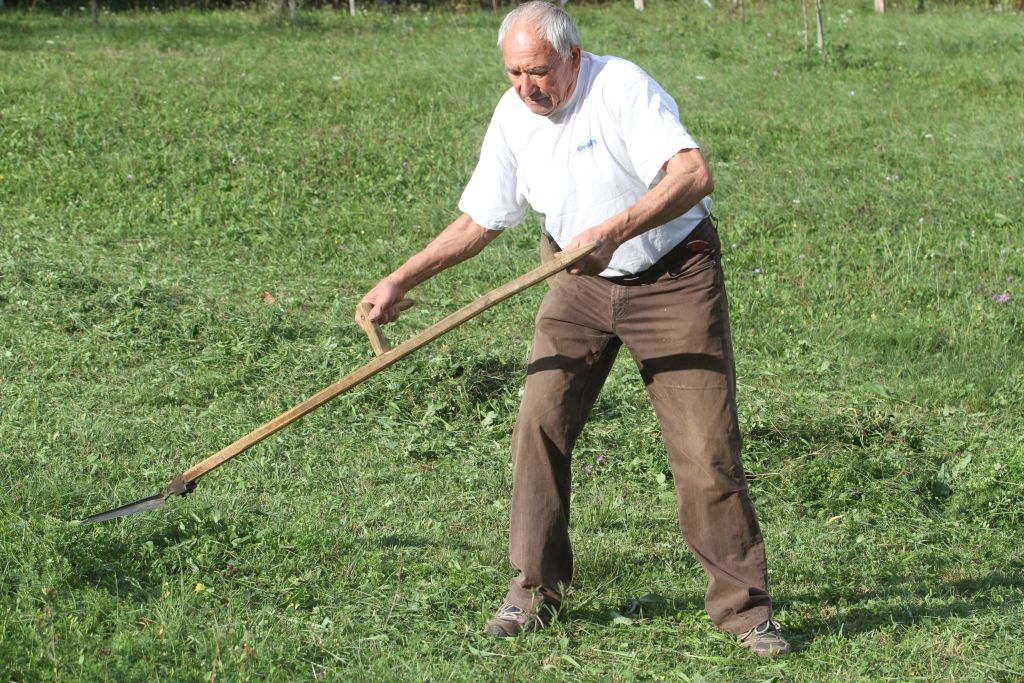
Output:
top-left (458, 112), bottom-right (529, 230)
top-left (618, 72), bottom-right (699, 188)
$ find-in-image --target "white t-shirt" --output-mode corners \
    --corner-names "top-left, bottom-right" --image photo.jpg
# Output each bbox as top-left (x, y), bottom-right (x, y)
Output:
top-left (459, 52), bottom-right (712, 277)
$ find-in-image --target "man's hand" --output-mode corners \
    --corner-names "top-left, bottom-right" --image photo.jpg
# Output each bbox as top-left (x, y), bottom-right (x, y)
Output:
top-left (556, 225), bottom-right (620, 275)
top-left (357, 277), bottom-right (408, 325)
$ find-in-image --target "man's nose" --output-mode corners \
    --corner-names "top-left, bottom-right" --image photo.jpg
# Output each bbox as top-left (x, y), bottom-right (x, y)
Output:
top-left (515, 74), bottom-right (536, 98)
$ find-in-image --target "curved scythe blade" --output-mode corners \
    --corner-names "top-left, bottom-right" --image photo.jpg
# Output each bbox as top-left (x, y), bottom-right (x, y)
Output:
top-left (81, 477), bottom-right (196, 523)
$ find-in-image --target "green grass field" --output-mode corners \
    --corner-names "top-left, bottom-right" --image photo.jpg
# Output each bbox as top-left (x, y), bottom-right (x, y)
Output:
top-left (2, 1), bottom-right (1023, 679)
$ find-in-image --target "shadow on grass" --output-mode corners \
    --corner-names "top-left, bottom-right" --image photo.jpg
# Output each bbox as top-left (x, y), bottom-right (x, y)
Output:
top-left (60, 515), bottom-right (480, 602)
top-left (356, 352), bottom-right (525, 416)
top-left (568, 592), bottom-right (705, 627)
top-left (58, 525), bottom-right (182, 602)
top-left (564, 570), bottom-right (1022, 644)
top-left (786, 567), bottom-right (1024, 643)
top-left (562, 556), bottom-right (1024, 645)
top-left (58, 508), bottom-right (278, 597)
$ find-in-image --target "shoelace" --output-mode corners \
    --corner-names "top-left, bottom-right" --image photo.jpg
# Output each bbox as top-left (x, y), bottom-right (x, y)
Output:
top-left (495, 603), bottom-right (528, 624)
top-left (744, 619), bottom-right (782, 639)
top-left (498, 603), bottom-right (552, 627)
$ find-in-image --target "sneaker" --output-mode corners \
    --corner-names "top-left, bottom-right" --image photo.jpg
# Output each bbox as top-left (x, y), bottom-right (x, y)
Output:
top-left (483, 602), bottom-right (549, 637)
top-left (738, 619), bottom-right (791, 657)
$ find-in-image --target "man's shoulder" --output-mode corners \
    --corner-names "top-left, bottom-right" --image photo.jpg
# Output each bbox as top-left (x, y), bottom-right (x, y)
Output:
top-left (581, 54), bottom-right (669, 118)
top-left (586, 53), bottom-right (656, 88)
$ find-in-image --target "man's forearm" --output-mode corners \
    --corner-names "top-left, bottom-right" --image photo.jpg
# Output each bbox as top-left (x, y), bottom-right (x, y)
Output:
top-left (386, 213), bottom-right (502, 291)
top-left (561, 149), bottom-right (713, 275)
top-left (359, 213), bottom-right (502, 324)
top-left (605, 149), bottom-right (714, 247)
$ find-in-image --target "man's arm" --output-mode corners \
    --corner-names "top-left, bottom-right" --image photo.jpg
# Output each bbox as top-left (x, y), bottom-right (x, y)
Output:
top-left (357, 213), bottom-right (503, 324)
top-left (559, 148), bottom-right (714, 275)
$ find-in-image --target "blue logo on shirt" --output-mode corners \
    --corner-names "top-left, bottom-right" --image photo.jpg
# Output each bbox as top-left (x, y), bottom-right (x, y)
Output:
top-left (576, 138), bottom-right (598, 153)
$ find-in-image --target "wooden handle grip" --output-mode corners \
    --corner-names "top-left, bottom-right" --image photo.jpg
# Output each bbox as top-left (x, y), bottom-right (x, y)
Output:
top-left (356, 299), bottom-right (415, 356)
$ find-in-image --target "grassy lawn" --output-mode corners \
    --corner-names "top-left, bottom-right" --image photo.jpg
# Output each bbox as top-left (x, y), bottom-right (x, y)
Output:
top-left (1, 1), bottom-right (1022, 679)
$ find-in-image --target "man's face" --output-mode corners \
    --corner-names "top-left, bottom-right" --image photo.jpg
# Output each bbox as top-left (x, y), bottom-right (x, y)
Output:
top-left (502, 23), bottom-right (580, 117)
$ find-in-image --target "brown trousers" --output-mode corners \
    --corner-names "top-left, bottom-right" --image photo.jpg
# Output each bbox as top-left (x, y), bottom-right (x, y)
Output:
top-left (506, 218), bottom-right (773, 636)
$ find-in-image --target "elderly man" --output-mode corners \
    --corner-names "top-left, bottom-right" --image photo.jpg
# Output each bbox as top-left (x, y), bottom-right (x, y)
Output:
top-left (358, 1), bottom-right (789, 657)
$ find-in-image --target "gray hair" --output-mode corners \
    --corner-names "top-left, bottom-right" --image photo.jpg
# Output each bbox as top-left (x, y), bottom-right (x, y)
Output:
top-left (497, 1), bottom-right (582, 61)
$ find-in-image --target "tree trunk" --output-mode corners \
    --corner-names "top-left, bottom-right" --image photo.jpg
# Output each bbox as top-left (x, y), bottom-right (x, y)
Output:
top-left (349, 0), bottom-right (355, 16)
top-left (875, 0), bottom-right (885, 12)
top-left (815, 0), bottom-right (825, 51)
top-left (91, 0), bottom-right (99, 27)
top-left (634, 0), bottom-right (645, 10)
top-left (289, 0), bottom-right (297, 23)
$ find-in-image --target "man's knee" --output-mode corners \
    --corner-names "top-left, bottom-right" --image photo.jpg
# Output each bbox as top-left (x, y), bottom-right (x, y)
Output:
top-left (513, 409), bottom-right (576, 459)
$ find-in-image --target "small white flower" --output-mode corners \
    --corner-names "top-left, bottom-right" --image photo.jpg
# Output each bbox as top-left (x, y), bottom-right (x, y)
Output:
top-left (696, 75), bottom-right (706, 80)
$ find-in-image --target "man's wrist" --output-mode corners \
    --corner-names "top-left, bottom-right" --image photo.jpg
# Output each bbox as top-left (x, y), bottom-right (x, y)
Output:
top-left (383, 273), bottom-right (411, 297)
top-left (594, 220), bottom-right (625, 252)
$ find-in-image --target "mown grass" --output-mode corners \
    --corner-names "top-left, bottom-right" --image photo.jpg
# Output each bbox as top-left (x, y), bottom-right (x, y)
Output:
top-left (1, 2), bottom-right (1023, 680)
